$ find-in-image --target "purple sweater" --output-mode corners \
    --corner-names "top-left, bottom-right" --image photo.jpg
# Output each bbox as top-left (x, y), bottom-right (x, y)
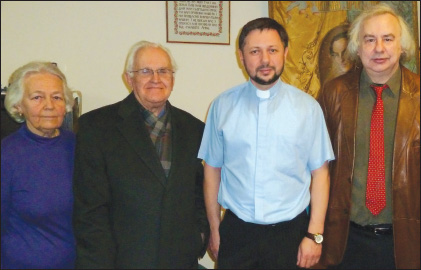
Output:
top-left (1, 124), bottom-right (76, 269)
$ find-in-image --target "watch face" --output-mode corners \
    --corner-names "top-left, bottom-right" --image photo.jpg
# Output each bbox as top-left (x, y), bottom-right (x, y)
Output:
top-left (315, 234), bottom-right (323, 244)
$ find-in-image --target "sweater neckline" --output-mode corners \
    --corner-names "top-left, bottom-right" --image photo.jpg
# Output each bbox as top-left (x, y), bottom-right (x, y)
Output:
top-left (20, 124), bottom-right (62, 144)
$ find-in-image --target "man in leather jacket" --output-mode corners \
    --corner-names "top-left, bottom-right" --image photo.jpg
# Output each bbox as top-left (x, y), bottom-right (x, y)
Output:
top-left (317, 3), bottom-right (420, 269)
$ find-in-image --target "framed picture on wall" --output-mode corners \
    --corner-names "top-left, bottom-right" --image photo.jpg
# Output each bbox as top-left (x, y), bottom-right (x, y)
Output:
top-left (166, 1), bottom-right (230, 45)
top-left (269, 1), bottom-right (420, 98)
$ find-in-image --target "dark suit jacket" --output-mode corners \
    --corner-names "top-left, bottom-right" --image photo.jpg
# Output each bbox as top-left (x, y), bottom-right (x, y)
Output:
top-left (73, 93), bottom-right (209, 269)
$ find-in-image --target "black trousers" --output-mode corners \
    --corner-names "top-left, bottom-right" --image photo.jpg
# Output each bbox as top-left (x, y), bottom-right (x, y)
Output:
top-left (337, 223), bottom-right (395, 269)
top-left (218, 210), bottom-right (308, 269)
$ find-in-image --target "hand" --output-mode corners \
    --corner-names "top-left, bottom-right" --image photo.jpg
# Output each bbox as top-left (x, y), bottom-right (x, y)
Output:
top-left (208, 230), bottom-right (220, 261)
top-left (297, 237), bottom-right (322, 268)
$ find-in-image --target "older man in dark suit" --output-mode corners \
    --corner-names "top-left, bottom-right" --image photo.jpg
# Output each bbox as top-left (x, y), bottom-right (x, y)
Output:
top-left (73, 41), bottom-right (209, 269)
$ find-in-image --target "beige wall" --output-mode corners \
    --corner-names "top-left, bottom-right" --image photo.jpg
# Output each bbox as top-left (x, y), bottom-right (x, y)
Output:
top-left (1, 1), bottom-right (268, 124)
top-left (1, 1), bottom-right (268, 268)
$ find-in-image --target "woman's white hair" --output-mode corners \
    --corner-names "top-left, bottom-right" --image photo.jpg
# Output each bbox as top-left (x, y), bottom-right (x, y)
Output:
top-left (5, 61), bottom-right (74, 123)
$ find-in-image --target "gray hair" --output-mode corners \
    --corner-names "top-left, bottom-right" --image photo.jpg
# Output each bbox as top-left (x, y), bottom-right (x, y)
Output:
top-left (125, 41), bottom-right (178, 78)
top-left (5, 61), bottom-right (74, 123)
top-left (347, 3), bottom-right (415, 63)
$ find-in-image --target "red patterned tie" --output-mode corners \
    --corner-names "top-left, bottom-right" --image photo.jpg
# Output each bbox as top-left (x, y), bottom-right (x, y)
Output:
top-left (366, 84), bottom-right (388, 215)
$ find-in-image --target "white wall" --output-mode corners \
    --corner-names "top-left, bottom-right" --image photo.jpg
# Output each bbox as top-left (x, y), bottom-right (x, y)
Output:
top-left (1, 1), bottom-right (268, 123)
top-left (1, 1), bottom-right (268, 268)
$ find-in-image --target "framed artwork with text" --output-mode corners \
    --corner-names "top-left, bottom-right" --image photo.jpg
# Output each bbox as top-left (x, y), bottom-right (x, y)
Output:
top-left (166, 1), bottom-right (230, 45)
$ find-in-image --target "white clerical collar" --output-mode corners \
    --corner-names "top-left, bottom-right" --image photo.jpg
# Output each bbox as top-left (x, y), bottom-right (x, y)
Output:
top-left (256, 89), bottom-right (270, 99)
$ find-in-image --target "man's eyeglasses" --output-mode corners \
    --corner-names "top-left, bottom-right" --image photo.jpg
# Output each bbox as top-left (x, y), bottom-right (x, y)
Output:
top-left (129, 68), bottom-right (174, 79)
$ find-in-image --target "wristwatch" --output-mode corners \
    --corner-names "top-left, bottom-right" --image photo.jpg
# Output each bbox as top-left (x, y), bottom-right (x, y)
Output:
top-left (306, 232), bottom-right (323, 244)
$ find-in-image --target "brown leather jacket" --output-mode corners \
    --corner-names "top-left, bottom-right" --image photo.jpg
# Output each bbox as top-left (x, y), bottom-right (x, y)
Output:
top-left (317, 66), bottom-right (420, 269)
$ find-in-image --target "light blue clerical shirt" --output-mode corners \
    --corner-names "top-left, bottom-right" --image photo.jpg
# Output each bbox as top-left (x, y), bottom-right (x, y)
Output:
top-left (198, 80), bottom-right (334, 224)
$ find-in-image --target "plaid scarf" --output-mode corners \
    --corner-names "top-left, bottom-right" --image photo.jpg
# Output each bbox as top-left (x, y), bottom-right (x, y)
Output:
top-left (141, 102), bottom-right (172, 178)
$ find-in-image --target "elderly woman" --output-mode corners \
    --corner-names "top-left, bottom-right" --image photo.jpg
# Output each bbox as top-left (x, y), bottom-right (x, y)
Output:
top-left (1, 62), bottom-right (76, 269)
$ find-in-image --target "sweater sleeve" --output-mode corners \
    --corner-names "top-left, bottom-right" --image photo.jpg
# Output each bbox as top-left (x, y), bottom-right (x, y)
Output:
top-left (1, 143), bottom-right (12, 238)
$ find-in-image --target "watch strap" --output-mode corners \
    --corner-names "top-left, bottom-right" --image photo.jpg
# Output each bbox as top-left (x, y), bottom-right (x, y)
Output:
top-left (305, 232), bottom-right (323, 243)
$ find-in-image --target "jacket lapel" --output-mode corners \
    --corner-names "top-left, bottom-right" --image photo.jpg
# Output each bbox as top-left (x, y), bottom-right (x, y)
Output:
top-left (341, 71), bottom-right (360, 166)
top-left (165, 106), bottom-right (187, 190)
top-left (116, 93), bottom-right (167, 186)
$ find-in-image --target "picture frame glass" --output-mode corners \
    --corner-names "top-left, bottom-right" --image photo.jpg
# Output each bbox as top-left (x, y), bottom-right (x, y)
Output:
top-left (166, 1), bottom-right (230, 45)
